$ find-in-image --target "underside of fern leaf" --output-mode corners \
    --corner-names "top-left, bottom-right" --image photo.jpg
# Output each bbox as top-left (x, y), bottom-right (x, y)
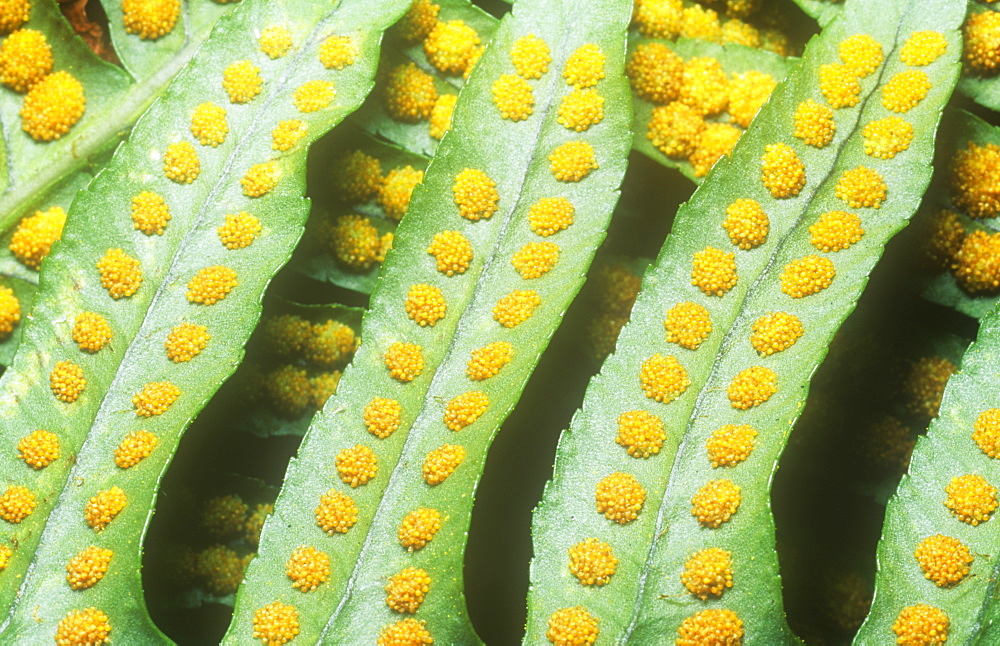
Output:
top-left (226, 0), bottom-right (633, 642)
top-left (0, 0), bottom-right (406, 641)
top-left (525, 0), bottom-right (965, 642)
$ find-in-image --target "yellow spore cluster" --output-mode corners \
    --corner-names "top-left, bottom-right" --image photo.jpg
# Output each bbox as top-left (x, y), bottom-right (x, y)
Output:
top-left (0, 485), bottom-right (35, 523)
top-left (810, 210), bottom-right (864, 252)
top-left (679, 4), bottom-right (721, 41)
top-left (115, 429), bottom-right (158, 468)
top-left (689, 122), bottom-right (741, 178)
top-left (626, 42), bottom-right (683, 105)
top-left (647, 101), bottom-right (705, 159)
top-left (639, 354), bottom-right (689, 403)
top-left (190, 102), bottom-right (228, 147)
top-left (453, 168), bottom-right (499, 221)
top-left (319, 35), bottom-right (356, 70)
top-left (558, 89), bottom-right (604, 132)
top-left (334, 150), bottom-right (382, 203)
top-left (904, 356), bottom-right (955, 418)
top-left (0, 286), bottom-right (19, 336)
top-left (964, 11), bottom-right (1000, 73)
top-left (511, 34), bottom-right (551, 80)
top-left (706, 424), bottom-right (757, 468)
top-left (17, 429), bottom-right (59, 469)
top-left (385, 566), bottom-right (432, 613)
top-left (0, 544), bottom-right (10, 571)
top-left (794, 99), bottom-right (836, 148)
top-left (423, 443), bottom-right (465, 485)
top-left (728, 365), bottom-right (778, 409)
top-left (258, 26), bottom-right (293, 59)
top-left (196, 545), bottom-right (249, 595)
top-left (50, 360), bottom-right (85, 403)
top-left (750, 311), bottom-right (804, 355)
top-left (398, 507), bottom-right (441, 551)
top-left (163, 141), bottom-right (200, 184)
top-left (780, 255), bottom-right (836, 298)
top-left (839, 34), bottom-right (883, 77)
top-left (863, 116), bottom-right (913, 159)
top-left (252, 601), bottom-right (299, 646)
top-left (121, 0), bottom-right (179, 40)
top-left (512, 241), bottom-right (559, 279)
top-left (364, 396), bottom-right (402, 439)
top-left (467, 341), bottom-right (513, 381)
top-left (595, 471), bottom-right (646, 524)
top-left (549, 140), bottom-right (598, 182)
top-left (132, 380), bottom-right (180, 417)
top-left (664, 301), bottom-right (712, 351)
top-left (691, 246), bottom-right (737, 297)
top-left (819, 63), bottom-right (861, 108)
top-left (901, 30), bottom-right (948, 66)
top-left (241, 160), bottom-right (280, 197)
top-left (217, 211), bottom-right (261, 250)
top-left (272, 119), bottom-right (307, 151)
top-left (165, 322), bottom-right (209, 362)
top-left (528, 197), bottom-right (574, 236)
top-left (616, 409), bottom-right (666, 458)
top-left (131, 191), bottom-right (171, 235)
top-left (315, 489), bottom-right (358, 534)
top-left (722, 198), bottom-right (768, 250)
top-left (425, 19), bottom-right (480, 76)
top-left (973, 408), bottom-right (1000, 458)
top-left (55, 608), bottom-right (111, 646)
top-left (393, 0), bottom-right (440, 44)
top-left (71, 311), bottom-right (112, 353)
top-left (378, 165), bottom-right (423, 221)
top-left (721, 18), bottom-right (760, 48)
top-left (676, 609), bottom-right (744, 646)
top-left (20, 70), bottom-right (85, 141)
top-left (761, 143), bottom-right (806, 198)
top-left (66, 545), bottom-right (113, 590)
top-left (945, 473), bottom-right (998, 525)
top-left (633, 0), bottom-right (683, 39)
top-left (493, 289), bottom-right (541, 328)
top-left (327, 214), bottom-right (382, 271)
top-left (85, 486), bottom-right (127, 531)
top-left (378, 619), bottom-right (433, 646)
top-left (200, 494), bottom-right (248, 539)
top-left (10, 205), bottom-right (65, 270)
top-left (264, 365), bottom-right (310, 414)
top-left (293, 80), bottom-right (335, 113)
top-left (285, 545), bottom-right (330, 592)
top-left (546, 606), bottom-right (599, 646)
top-left (0, 28), bottom-right (51, 92)
top-left (691, 478), bottom-right (741, 528)
top-left (310, 371), bottom-right (341, 408)
top-left (427, 230), bottom-right (473, 276)
top-left (429, 93), bottom-right (457, 140)
top-left (385, 341), bottom-right (423, 382)
top-left (678, 57), bottom-right (729, 116)
top-left (564, 43), bottom-right (605, 89)
top-left (953, 230), bottom-right (1000, 294)
top-left (336, 444), bottom-right (378, 487)
top-left (914, 534), bottom-right (972, 588)
top-left (568, 538), bottom-right (617, 586)
top-left (892, 604), bottom-right (949, 646)
top-left (882, 70), bottom-right (931, 113)
top-left (405, 283), bottom-right (446, 327)
top-left (727, 70), bottom-right (776, 128)
top-left (222, 60), bottom-right (262, 104)
top-left (681, 547), bottom-right (733, 599)
top-left (186, 265), bottom-right (237, 305)
top-left (950, 142), bottom-right (1000, 219)
top-left (383, 62), bottom-right (437, 123)
top-left (0, 0), bottom-right (30, 33)
top-left (444, 390), bottom-right (489, 431)
top-left (245, 502), bottom-right (272, 545)
top-left (302, 320), bottom-right (355, 366)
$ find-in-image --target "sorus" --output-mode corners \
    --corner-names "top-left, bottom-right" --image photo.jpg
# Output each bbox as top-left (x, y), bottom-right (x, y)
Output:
top-left (133, 381), bottom-right (180, 416)
top-left (616, 409), bottom-right (667, 458)
top-left (973, 408), bottom-right (1000, 458)
top-left (793, 99), bottom-right (835, 148)
top-left (0, 286), bottom-right (19, 336)
top-left (9, 205), bottom-right (66, 269)
top-left (664, 301), bottom-right (712, 350)
top-left (567, 538), bottom-right (617, 586)
top-left (706, 424), bottom-right (757, 468)
top-left (862, 116), bottom-right (913, 159)
top-left (678, 57), bottom-right (729, 116)
top-left (398, 507), bottom-right (441, 551)
top-left (467, 341), bottom-right (513, 381)
top-left (392, 0), bottom-right (440, 44)
top-left (950, 142), bottom-right (1000, 219)
top-left (114, 430), bottom-right (158, 468)
top-left (217, 211), bottom-right (262, 250)
top-left (384, 341), bottom-right (423, 382)
top-left (493, 289), bottom-right (540, 328)
top-left (121, 0), bottom-right (179, 40)
top-left (691, 246), bottom-right (737, 297)
top-left (892, 604), bottom-right (949, 646)
top-left (405, 283), bottom-right (447, 327)
top-left (914, 534), bottom-right (972, 588)
top-left (315, 489), bottom-right (359, 534)
top-left (836, 166), bottom-right (886, 209)
top-left (0, 485), bottom-right (35, 523)
top-left (444, 390), bottom-right (489, 431)
top-left (378, 619), bottom-right (433, 646)
top-left (679, 4), bottom-right (721, 42)
top-left (222, 60), bottom-right (263, 104)
top-left (163, 141), bottom-right (200, 184)
top-left (557, 89), bottom-right (604, 132)
top-left (639, 353), bottom-right (690, 403)
top-left (727, 365), bottom-right (778, 409)
top-left (423, 444), bottom-right (465, 485)
top-left (838, 34), bottom-right (883, 78)
top-left (647, 101), bottom-right (705, 159)
top-left (252, 601), bottom-right (299, 646)
top-left (780, 255), bottom-right (836, 298)
top-left (20, 70), bottom-right (85, 141)
top-left (760, 143), bottom-right (806, 198)
top-left (385, 566), bottom-right (432, 613)
top-left (564, 43), bottom-right (605, 89)
top-left (688, 122), bottom-right (742, 178)
top-left (165, 322), bottom-right (210, 362)
top-left (0, 0), bottom-right (30, 33)
top-left (286, 545), bottom-right (330, 592)
top-left (424, 19), bottom-right (480, 76)
top-left (691, 478), bottom-right (741, 528)
top-left (55, 608), bottom-right (112, 646)
top-left (186, 265), bottom-right (237, 305)
top-left (677, 609), bottom-right (743, 646)
top-left (750, 312), bottom-right (804, 355)
top-left (453, 168), bottom-right (499, 220)
top-left (65, 545), bottom-right (113, 590)
top-left (271, 119), bottom-right (307, 151)
top-left (595, 471), bottom-right (646, 524)
top-left (130, 191), bottom-right (171, 235)
top-left (722, 198), bottom-right (768, 249)
top-left (727, 70), bottom-right (776, 128)
top-left (681, 547), bottom-right (733, 599)
top-left (809, 210), bottom-right (864, 252)
top-left (548, 140), bottom-right (598, 182)
top-left (901, 30), bottom-right (948, 66)
top-left (964, 11), bottom-right (1000, 73)
top-left (319, 35), bottom-right (357, 69)
top-left (85, 486), bottom-right (127, 530)
top-left (333, 150), bottom-right (382, 203)
top-left (528, 197), bottom-right (574, 236)
top-left (429, 93), bottom-right (457, 140)
top-left (818, 63), bottom-right (861, 108)
top-left (336, 444), bottom-right (378, 487)
top-left (50, 360), bottom-right (85, 403)
top-left (546, 606), bottom-right (599, 646)
top-left (17, 429), bottom-right (59, 469)
top-left (945, 473), bottom-right (997, 525)
top-left (625, 42), bottom-right (683, 105)
top-left (190, 102), bottom-right (228, 147)
top-left (382, 62), bottom-right (437, 123)
top-left (0, 28), bottom-right (52, 92)
top-left (258, 26), bottom-right (293, 59)
top-left (377, 165), bottom-right (423, 221)
top-left (293, 80), bottom-right (335, 113)
top-left (881, 69), bottom-right (931, 113)
top-left (511, 34), bottom-right (551, 80)
top-left (511, 241), bottom-right (559, 279)
top-left (633, 0), bottom-right (683, 39)
top-left (241, 160), bottom-right (280, 197)
top-left (72, 311), bottom-right (113, 353)
top-left (327, 214), bottom-right (381, 270)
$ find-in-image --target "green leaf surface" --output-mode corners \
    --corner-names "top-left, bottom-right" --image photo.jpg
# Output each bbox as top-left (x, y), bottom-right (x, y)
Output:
top-left (856, 302), bottom-right (1000, 643)
top-left (630, 38), bottom-right (797, 183)
top-left (789, 0), bottom-right (845, 27)
top-left (0, 0), bottom-right (407, 641)
top-left (526, 0), bottom-right (964, 642)
top-left (0, 0), bottom-right (238, 239)
top-left (226, 0), bottom-right (633, 642)
top-left (0, 275), bottom-right (35, 367)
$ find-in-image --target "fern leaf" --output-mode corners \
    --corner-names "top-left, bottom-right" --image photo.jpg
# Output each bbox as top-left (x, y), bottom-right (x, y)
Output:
top-left (526, 0), bottom-right (965, 642)
top-left (225, 0), bottom-right (633, 642)
top-left (0, 0), bottom-right (407, 641)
